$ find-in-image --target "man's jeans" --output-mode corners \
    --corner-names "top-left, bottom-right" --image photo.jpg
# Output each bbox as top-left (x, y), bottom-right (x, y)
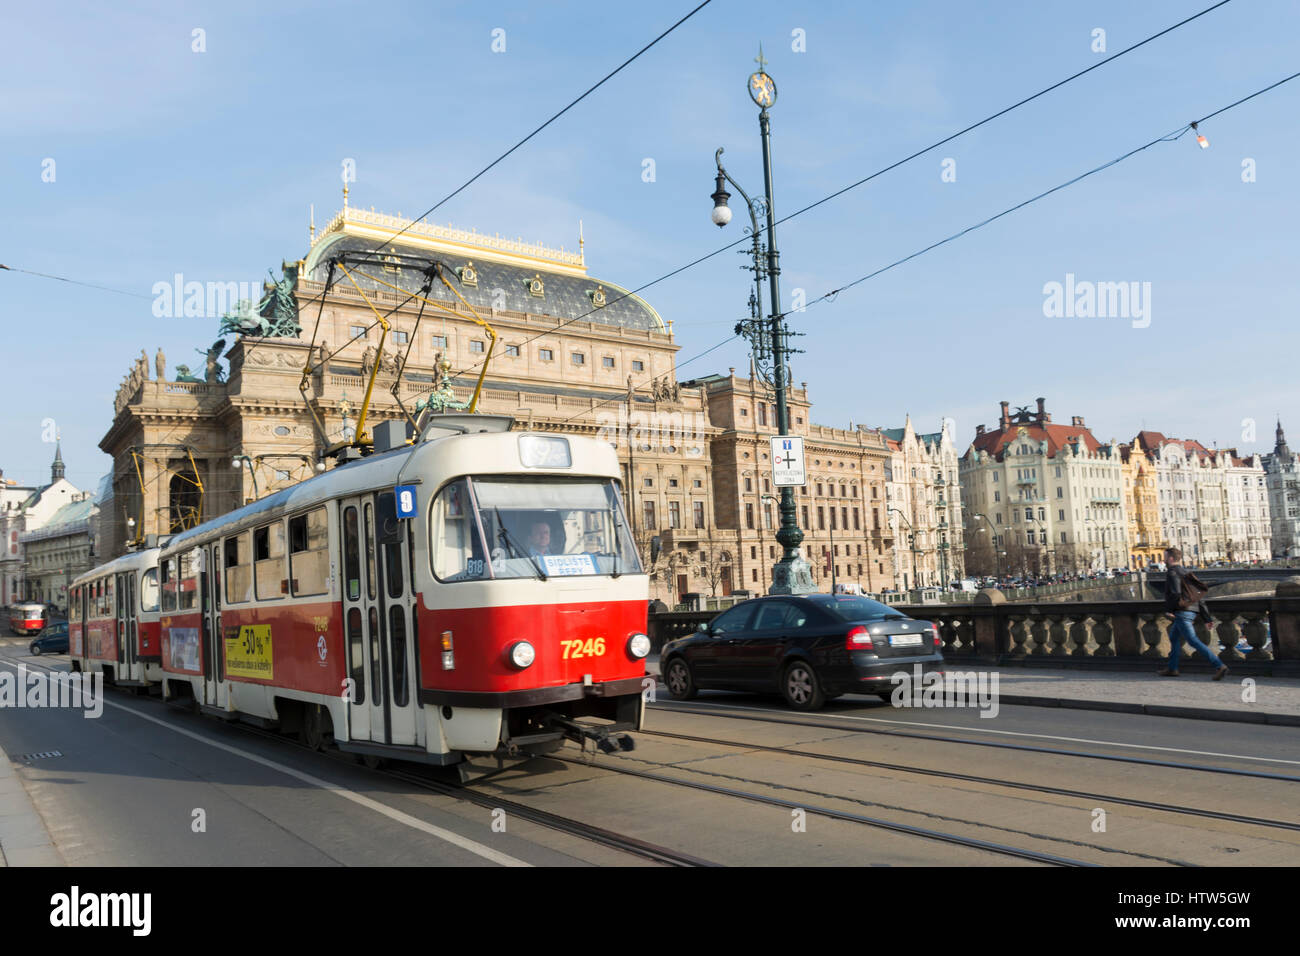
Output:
top-left (1169, 610), bottom-right (1223, 671)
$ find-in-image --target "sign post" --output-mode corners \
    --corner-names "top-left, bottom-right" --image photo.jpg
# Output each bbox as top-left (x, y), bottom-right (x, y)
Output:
top-left (770, 435), bottom-right (805, 487)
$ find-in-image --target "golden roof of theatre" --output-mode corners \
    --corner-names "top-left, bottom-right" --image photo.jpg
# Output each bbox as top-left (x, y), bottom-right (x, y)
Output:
top-left (302, 202), bottom-right (665, 333)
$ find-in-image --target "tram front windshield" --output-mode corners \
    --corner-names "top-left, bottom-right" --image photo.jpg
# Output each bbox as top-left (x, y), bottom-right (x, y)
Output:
top-left (431, 477), bottom-right (642, 581)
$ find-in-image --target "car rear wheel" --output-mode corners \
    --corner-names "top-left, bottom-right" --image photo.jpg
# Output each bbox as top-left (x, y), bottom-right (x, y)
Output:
top-left (782, 661), bottom-right (824, 711)
top-left (664, 658), bottom-right (697, 700)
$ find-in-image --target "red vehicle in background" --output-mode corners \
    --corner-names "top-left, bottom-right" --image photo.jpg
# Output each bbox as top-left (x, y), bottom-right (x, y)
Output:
top-left (9, 602), bottom-right (48, 636)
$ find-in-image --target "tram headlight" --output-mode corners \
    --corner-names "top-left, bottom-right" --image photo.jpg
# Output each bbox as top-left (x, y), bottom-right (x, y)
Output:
top-left (627, 632), bottom-right (651, 659)
top-left (508, 641), bottom-right (536, 669)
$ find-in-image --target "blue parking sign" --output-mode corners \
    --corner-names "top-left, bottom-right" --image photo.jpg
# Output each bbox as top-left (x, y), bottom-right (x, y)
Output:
top-left (395, 485), bottom-right (418, 519)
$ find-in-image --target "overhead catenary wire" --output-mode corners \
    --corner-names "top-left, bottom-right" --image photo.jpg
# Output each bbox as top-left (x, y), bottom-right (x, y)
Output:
top-left (436, 0), bottom-right (1241, 384)
top-left (798, 69), bottom-right (1300, 314)
top-left (5, 0), bottom-right (1232, 374)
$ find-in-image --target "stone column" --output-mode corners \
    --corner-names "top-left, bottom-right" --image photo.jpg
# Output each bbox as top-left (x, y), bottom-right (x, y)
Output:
top-left (1269, 577), bottom-right (1300, 664)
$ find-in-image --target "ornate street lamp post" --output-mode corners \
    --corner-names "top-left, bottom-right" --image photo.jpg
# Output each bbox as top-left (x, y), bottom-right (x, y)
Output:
top-left (711, 46), bottom-right (813, 595)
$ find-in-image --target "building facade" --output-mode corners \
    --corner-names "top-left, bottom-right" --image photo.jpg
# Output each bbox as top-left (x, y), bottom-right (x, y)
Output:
top-left (0, 448), bottom-right (81, 605)
top-left (19, 492), bottom-right (96, 612)
top-left (960, 399), bottom-right (1129, 575)
top-left (881, 417), bottom-right (964, 589)
top-left (1264, 421), bottom-right (1300, 558)
top-left (98, 199), bottom-right (933, 605)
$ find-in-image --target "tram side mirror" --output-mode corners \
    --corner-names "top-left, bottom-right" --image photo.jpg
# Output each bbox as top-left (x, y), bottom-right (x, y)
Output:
top-left (650, 535), bottom-right (662, 565)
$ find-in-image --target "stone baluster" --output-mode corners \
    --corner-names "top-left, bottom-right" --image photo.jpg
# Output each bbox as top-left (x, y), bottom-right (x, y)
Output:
top-left (1028, 615), bottom-right (1051, 656)
top-left (1069, 615), bottom-right (1092, 656)
top-left (1049, 614), bottom-right (1071, 656)
top-left (1091, 614), bottom-right (1114, 657)
top-left (1138, 613), bottom-right (1166, 658)
top-left (1005, 613), bottom-right (1028, 658)
top-left (939, 616), bottom-right (958, 656)
top-left (1213, 613), bottom-right (1244, 663)
top-left (1241, 610), bottom-right (1271, 661)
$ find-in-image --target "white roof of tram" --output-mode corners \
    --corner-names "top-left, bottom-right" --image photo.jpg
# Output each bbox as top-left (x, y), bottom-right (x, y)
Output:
top-left (159, 424), bottom-right (621, 562)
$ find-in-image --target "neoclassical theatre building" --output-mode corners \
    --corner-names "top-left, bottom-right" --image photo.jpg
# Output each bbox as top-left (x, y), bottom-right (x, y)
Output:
top-left (101, 200), bottom-right (926, 603)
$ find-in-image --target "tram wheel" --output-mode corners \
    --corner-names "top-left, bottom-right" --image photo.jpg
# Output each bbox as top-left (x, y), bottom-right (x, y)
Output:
top-left (300, 703), bottom-right (331, 752)
top-left (781, 661), bottom-right (825, 711)
top-left (664, 658), bottom-right (696, 700)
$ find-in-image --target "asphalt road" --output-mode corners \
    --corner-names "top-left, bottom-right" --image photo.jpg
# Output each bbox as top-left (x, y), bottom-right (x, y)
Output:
top-left (2, 637), bottom-right (1296, 867)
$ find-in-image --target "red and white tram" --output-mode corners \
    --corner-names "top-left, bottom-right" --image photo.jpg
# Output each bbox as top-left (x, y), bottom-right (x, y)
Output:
top-left (155, 415), bottom-right (649, 766)
top-left (9, 602), bottom-right (49, 636)
top-left (69, 547), bottom-right (165, 687)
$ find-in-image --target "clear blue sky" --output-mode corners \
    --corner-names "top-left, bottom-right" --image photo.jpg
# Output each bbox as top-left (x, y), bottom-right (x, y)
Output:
top-left (3, 0), bottom-right (1297, 491)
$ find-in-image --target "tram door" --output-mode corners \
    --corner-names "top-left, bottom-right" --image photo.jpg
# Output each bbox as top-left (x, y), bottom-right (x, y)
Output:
top-left (202, 544), bottom-right (228, 709)
top-left (123, 572), bottom-right (138, 679)
top-left (338, 494), bottom-right (418, 747)
top-left (114, 573), bottom-right (128, 674)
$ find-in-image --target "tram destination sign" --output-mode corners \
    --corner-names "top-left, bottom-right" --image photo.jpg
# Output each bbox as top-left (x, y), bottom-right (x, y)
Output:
top-left (770, 436), bottom-right (805, 487)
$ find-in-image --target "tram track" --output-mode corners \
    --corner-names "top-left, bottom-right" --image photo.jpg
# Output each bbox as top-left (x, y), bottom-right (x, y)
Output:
top-left (639, 727), bottom-right (1300, 835)
top-left (547, 751), bottom-right (1098, 866)
top-left (5, 650), bottom-right (717, 867)
top-left (650, 699), bottom-right (1300, 782)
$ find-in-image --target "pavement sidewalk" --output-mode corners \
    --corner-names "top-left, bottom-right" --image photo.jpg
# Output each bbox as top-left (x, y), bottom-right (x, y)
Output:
top-left (645, 654), bottom-right (1300, 726)
top-left (0, 740), bottom-right (62, 866)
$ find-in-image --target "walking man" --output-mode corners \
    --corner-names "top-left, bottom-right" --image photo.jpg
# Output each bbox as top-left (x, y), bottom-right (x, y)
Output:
top-left (1159, 547), bottom-right (1228, 679)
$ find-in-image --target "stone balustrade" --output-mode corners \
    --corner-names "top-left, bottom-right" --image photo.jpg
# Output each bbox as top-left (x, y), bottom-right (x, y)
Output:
top-left (647, 579), bottom-right (1300, 675)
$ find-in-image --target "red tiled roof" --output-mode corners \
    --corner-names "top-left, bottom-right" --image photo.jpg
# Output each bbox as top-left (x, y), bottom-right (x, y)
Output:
top-left (970, 421), bottom-right (1101, 461)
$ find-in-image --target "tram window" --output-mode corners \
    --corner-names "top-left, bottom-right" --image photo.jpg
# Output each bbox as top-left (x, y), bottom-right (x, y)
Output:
top-left (161, 560), bottom-right (177, 612)
top-left (377, 493), bottom-right (403, 598)
top-left (343, 507), bottom-right (361, 601)
top-left (140, 569), bottom-right (160, 613)
top-left (368, 606), bottom-right (382, 695)
top-left (225, 532), bottom-right (253, 603)
top-left (289, 508), bottom-right (330, 597)
top-left (177, 551), bottom-right (198, 611)
top-left (254, 521), bottom-right (287, 600)
top-left (363, 505), bottom-right (377, 601)
top-left (430, 479), bottom-right (489, 582)
top-left (69, 589), bottom-right (79, 623)
top-left (347, 607), bottom-right (365, 704)
top-left (389, 606), bottom-right (407, 707)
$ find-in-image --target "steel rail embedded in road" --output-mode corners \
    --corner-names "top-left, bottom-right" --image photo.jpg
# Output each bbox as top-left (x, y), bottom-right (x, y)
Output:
top-left (552, 755), bottom-right (1096, 867)
top-left (6, 650), bottom-right (719, 868)
top-left (642, 728), bottom-right (1300, 834)
top-left (651, 700), bottom-right (1300, 783)
top-left (382, 766), bottom-right (721, 867)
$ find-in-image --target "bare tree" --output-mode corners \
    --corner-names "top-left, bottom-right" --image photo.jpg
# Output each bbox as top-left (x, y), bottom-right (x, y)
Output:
top-left (699, 550), bottom-right (733, 596)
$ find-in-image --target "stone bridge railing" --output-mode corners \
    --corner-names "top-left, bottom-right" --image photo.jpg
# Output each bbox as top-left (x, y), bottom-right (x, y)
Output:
top-left (647, 580), bottom-right (1300, 675)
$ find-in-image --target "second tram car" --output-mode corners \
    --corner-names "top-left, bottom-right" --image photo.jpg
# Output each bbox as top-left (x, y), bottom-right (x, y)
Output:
top-left (69, 547), bottom-right (165, 687)
top-left (154, 415), bottom-right (649, 766)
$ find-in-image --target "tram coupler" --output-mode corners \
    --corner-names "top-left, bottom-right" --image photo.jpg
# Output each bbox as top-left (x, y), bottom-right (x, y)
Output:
top-left (545, 714), bottom-right (635, 754)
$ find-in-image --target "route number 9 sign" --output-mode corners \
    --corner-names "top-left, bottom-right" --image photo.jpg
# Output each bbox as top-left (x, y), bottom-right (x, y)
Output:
top-left (395, 484), bottom-right (418, 519)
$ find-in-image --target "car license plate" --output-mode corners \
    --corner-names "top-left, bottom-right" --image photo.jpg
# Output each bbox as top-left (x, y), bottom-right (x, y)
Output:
top-left (889, 634), bottom-right (923, 647)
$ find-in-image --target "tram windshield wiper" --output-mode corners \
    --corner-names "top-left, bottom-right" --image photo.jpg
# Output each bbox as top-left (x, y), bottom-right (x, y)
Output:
top-left (493, 508), bottom-right (546, 580)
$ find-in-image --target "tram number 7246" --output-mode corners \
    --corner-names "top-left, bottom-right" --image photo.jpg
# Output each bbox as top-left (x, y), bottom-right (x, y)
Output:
top-left (560, 638), bottom-right (606, 659)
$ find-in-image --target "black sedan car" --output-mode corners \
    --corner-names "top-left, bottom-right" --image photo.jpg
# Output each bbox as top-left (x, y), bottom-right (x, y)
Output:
top-left (660, 594), bottom-right (944, 711)
top-left (29, 621), bottom-right (69, 656)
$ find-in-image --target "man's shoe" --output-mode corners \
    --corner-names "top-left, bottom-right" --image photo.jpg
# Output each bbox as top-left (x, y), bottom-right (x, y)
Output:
top-left (1212, 665), bottom-right (1229, 681)
top-left (1157, 668), bottom-right (1180, 677)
